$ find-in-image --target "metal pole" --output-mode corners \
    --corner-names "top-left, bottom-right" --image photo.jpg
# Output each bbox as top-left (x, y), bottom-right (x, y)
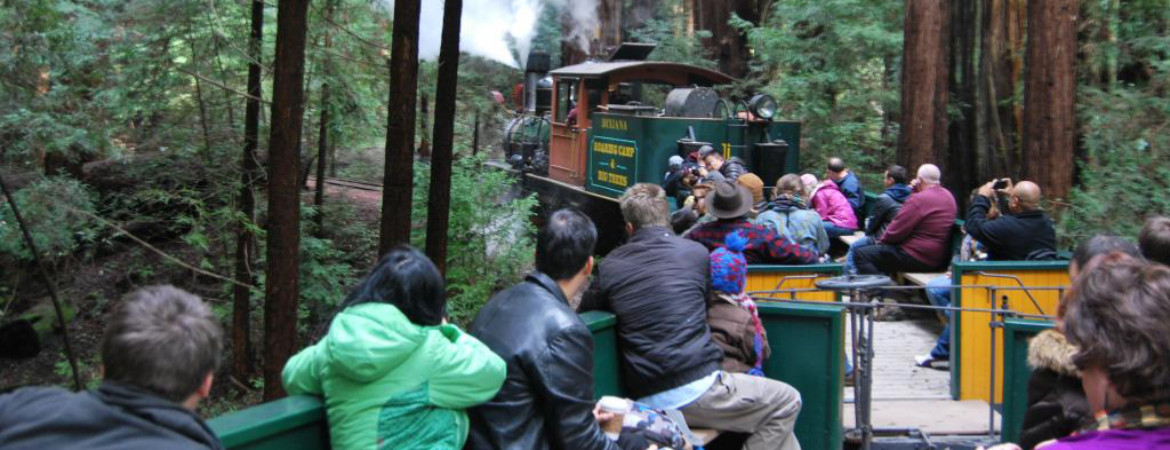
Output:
top-left (862, 289), bottom-right (876, 449)
top-left (850, 287), bottom-right (863, 446)
top-left (0, 172), bottom-right (83, 391)
top-left (989, 287), bottom-right (999, 439)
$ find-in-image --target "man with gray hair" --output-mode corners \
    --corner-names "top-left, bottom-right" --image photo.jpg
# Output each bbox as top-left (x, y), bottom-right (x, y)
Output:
top-left (583, 183), bottom-right (804, 450)
top-left (0, 286), bottom-right (225, 449)
top-left (854, 164), bottom-right (957, 275)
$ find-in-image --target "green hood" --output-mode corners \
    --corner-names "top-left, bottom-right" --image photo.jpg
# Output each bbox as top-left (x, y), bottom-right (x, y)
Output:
top-left (325, 303), bottom-right (425, 383)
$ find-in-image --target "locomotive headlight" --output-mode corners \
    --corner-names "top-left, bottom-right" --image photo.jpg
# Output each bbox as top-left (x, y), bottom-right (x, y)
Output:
top-left (749, 94), bottom-right (778, 120)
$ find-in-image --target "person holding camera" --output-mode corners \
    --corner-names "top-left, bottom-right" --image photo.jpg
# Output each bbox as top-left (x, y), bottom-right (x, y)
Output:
top-left (915, 179), bottom-right (1057, 367)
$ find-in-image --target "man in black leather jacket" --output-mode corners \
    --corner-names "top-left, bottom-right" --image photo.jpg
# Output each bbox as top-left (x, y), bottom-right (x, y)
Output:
top-left (698, 145), bottom-right (748, 183)
top-left (468, 209), bottom-right (645, 450)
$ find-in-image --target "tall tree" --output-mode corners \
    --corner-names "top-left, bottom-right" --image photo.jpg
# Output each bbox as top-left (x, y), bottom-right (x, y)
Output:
top-left (979, 0), bottom-right (1027, 180)
top-left (263, 0), bottom-right (312, 401)
top-left (898, 0), bottom-right (949, 171)
top-left (1022, 0), bottom-right (1078, 201)
top-left (378, 0), bottom-right (421, 256)
top-left (232, 0), bottom-right (265, 389)
top-left (947, 0), bottom-right (979, 205)
top-left (425, 0), bottom-right (463, 275)
top-left (314, 0), bottom-right (334, 234)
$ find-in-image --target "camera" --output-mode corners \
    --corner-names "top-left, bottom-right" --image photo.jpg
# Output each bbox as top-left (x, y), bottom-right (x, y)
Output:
top-left (992, 178), bottom-right (1010, 190)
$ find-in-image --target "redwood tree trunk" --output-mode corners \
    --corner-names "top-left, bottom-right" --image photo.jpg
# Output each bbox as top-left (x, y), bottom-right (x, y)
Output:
top-left (425, 0), bottom-right (462, 275)
top-left (947, 0), bottom-right (979, 206)
top-left (980, 0), bottom-right (1028, 180)
top-left (1022, 0), bottom-right (1078, 202)
top-left (379, 0), bottom-right (421, 256)
top-left (263, 0), bottom-right (311, 401)
top-left (232, 0), bottom-right (264, 390)
top-left (314, 0), bottom-right (333, 234)
top-left (898, 0), bottom-right (950, 172)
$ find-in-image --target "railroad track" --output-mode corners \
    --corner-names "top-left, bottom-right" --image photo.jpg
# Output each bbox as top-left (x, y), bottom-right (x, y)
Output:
top-left (312, 177), bottom-right (383, 192)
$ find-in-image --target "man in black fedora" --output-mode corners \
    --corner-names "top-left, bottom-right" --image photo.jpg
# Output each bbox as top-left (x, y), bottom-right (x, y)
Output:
top-left (687, 181), bottom-right (818, 264)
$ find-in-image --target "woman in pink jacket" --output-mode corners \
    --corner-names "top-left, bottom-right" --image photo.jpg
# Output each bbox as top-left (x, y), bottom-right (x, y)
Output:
top-left (803, 174), bottom-right (858, 238)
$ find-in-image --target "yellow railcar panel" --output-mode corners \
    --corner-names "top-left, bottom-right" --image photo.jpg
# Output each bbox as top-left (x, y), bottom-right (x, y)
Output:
top-left (746, 272), bottom-right (838, 302)
top-left (958, 270), bottom-right (1068, 402)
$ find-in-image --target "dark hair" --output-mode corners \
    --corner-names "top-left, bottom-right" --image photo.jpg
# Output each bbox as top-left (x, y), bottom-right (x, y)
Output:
top-left (342, 246), bottom-right (446, 326)
top-left (1073, 235), bottom-right (1141, 271)
top-left (102, 286), bottom-right (223, 403)
top-left (537, 208), bottom-right (596, 280)
top-left (827, 157), bottom-right (846, 173)
top-left (1139, 216), bottom-right (1170, 266)
top-left (1063, 259), bottom-right (1170, 403)
top-left (886, 165), bottom-right (908, 185)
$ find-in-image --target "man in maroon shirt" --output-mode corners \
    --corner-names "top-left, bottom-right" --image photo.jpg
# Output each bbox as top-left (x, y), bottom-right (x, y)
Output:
top-left (853, 164), bottom-right (957, 275)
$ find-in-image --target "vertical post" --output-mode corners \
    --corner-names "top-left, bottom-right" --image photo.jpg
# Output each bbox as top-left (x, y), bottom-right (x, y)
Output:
top-left (989, 287), bottom-right (999, 438)
top-left (0, 172), bottom-right (82, 391)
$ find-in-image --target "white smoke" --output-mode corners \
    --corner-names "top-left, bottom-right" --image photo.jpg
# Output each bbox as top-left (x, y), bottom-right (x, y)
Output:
top-left (377, 0), bottom-right (599, 68)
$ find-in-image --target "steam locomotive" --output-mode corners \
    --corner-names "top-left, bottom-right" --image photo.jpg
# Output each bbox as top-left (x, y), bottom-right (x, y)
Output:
top-left (498, 43), bottom-right (803, 253)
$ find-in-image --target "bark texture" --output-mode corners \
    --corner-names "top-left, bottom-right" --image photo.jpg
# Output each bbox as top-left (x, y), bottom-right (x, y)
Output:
top-left (1022, 0), bottom-right (1078, 201)
top-left (262, 0), bottom-right (311, 401)
top-left (898, 0), bottom-right (950, 171)
top-left (379, 0), bottom-right (421, 256)
top-left (232, 0), bottom-right (264, 389)
top-left (425, 0), bottom-right (462, 275)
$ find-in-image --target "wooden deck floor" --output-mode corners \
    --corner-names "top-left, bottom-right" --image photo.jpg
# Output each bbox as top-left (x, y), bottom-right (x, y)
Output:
top-left (843, 317), bottom-right (999, 434)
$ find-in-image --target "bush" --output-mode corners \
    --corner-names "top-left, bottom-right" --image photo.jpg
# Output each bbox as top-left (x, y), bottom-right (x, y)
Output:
top-left (411, 155), bottom-right (537, 326)
top-left (0, 177), bottom-right (98, 262)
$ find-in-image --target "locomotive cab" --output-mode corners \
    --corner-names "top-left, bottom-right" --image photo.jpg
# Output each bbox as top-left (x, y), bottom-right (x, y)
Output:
top-left (544, 60), bottom-right (801, 198)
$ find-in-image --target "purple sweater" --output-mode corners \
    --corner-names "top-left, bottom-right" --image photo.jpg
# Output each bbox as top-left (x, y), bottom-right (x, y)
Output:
top-left (878, 185), bottom-right (957, 268)
top-left (1042, 427), bottom-right (1170, 449)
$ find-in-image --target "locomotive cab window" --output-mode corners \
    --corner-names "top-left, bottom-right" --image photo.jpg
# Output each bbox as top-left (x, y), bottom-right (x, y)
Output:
top-left (555, 78), bottom-right (577, 124)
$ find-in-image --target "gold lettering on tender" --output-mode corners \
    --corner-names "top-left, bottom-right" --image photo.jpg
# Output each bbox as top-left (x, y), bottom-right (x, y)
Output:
top-left (600, 117), bottom-right (629, 131)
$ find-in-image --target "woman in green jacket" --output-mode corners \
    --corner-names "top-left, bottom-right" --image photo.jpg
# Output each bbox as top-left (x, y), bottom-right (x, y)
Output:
top-left (282, 246), bottom-right (506, 449)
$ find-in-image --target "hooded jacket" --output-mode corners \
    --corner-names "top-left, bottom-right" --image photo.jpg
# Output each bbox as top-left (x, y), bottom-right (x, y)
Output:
top-left (0, 382), bottom-right (223, 450)
top-left (1019, 329), bottom-right (1093, 450)
top-left (282, 302), bottom-right (506, 450)
top-left (755, 195), bottom-right (830, 254)
top-left (865, 184), bottom-right (911, 238)
top-left (810, 181), bottom-right (859, 230)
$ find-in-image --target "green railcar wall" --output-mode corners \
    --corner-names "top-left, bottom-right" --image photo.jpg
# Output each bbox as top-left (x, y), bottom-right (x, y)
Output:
top-left (208, 395), bottom-right (329, 450)
top-left (1000, 319), bottom-right (1056, 444)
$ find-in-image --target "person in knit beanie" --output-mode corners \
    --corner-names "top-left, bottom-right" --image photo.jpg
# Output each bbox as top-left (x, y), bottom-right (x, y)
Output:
top-left (706, 231), bottom-right (771, 376)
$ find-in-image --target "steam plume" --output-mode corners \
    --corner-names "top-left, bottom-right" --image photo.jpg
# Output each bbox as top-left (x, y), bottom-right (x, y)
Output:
top-left (377, 0), bottom-right (599, 68)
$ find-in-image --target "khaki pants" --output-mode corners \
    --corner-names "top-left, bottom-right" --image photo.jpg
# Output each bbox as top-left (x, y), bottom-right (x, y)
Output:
top-left (681, 371), bottom-right (802, 450)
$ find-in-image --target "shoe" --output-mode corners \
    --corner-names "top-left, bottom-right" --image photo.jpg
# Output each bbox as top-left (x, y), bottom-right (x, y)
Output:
top-left (844, 372), bottom-right (855, 387)
top-left (914, 354), bottom-right (934, 367)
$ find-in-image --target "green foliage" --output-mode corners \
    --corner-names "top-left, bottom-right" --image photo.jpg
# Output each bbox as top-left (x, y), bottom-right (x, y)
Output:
top-left (0, 177), bottom-right (98, 261)
top-left (742, 0), bottom-right (904, 183)
top-left (411, 155), bottom-right (536, 326)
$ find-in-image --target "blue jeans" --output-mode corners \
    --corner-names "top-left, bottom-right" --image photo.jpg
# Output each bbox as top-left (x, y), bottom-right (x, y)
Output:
top-left (843, 235), bottom-right (875, 275)
top-left (822, 221), bottom-right (857, 239)
top-left (925, 276), bottom-right (952, 360)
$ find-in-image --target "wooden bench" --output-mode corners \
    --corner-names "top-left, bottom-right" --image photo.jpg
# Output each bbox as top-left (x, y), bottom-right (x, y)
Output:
top-left (903, 272), bottom-right (946, 287)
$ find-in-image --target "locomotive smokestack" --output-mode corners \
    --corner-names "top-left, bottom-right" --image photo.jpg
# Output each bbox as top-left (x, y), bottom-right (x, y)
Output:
top-left (524, 51), bottom-right (551, 113)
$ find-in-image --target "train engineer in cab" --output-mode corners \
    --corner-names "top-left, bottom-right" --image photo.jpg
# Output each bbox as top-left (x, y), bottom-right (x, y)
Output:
top-left (697, 145), bottom-right (748, 183)
top-left (0, 286), bottom-right (225, 450)
top-left (587, 183), bottom-right (804, 450)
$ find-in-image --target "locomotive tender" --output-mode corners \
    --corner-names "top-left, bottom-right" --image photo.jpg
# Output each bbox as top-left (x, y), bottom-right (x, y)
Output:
top-left (501, 44), bottom-right (804, 253)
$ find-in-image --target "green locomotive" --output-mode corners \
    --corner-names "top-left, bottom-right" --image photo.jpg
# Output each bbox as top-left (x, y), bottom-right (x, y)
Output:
top-left (501, 44), bottom-right (803, 253)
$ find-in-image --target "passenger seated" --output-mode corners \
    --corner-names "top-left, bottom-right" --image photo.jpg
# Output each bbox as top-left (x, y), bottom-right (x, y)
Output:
top-left (688, 181), bottom-right (819, 264)
top-left (915, 179), bottom-right (1056, 367)
top-left (592, 184), bottom-right (803, 450)
top-left (467, 209), bottom-right (646, 450)
top-left (755, 174), bottom-right (830, 256)
top-left (283, 246), bottom-right (505, 450)
top-left (803, 173), bottom-right (859, 239)
top-left (825, 157), bottom-right (865, 220)
top-left (1016, 236), bottom-right (1141, 450)
top-left (995, 257), bottom-right (1170, 449)
top-left (0, 286), bottom-right (225, 449)
top-left (707, 232), bottom-right (772, 375)
top-left (853, 164), bottom-right (957, 275)
top-left (697, 145), bottom-right (748, 183)
top-left (1140, 216), bottom-right (1170, 266)
top-left (843, 165), bottom-right (911, 274)
top-left (736, 173), bottom-right (767, 218)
